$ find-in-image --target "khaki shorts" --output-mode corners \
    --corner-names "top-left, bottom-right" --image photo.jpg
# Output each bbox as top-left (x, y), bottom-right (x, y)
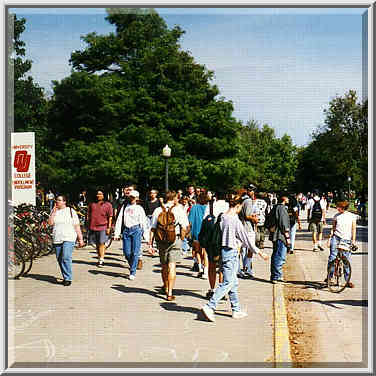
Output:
top-left (157, 238), bottom-right (182, 265)
top-left (308, 221), bottom-right (324, 234)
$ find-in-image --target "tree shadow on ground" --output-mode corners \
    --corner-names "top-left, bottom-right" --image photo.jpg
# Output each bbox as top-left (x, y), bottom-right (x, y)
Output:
top-left (111, 284), bottom-right (160, 299)
top-left (22, 273), bottom-right (60, 285)
top-left (309, 299), bottom-right (368, 308)
top-left (88, 269), bottom-right (127, 278)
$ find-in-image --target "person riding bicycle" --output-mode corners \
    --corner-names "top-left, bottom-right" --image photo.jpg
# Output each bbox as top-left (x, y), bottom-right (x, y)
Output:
top-left (326, 201), bottom-right (357, 288)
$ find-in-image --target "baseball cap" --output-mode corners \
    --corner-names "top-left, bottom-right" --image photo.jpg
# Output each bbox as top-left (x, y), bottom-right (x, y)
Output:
top-left (129, 190), bottom-right (139, 198)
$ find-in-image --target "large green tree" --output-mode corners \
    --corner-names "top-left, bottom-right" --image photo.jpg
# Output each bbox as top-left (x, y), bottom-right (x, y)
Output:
top-left (45, 8), bottom-right (251, 196)
top-left (9, 14), bottom-right (49, 183)
top-left (238, 120), bottom-right (298, 192)
top-left (295, 90), bottom-right (368, 194)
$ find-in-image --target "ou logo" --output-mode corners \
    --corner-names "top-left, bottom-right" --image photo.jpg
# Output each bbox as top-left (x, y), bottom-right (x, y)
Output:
top-left (14, 150), bottom-right (31, 172)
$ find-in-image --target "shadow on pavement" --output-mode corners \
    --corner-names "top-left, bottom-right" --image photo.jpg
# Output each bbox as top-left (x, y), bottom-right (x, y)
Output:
top-left (285, 280), bottom-right (328, 290)
top-left (22, 273), bottom-right (60, 285)
top-left (74, 260), bottom-right (124, 268)
top-left (309, 299), bottom-right (368, 308)
top-left (111, 284), bottom-right (160, 298)
top-left (159, 301), bottom-right (201, 316)
top-left (88, 269), bottom-right (126, 278)
top-left (173, 288), bottom-right (207, 300)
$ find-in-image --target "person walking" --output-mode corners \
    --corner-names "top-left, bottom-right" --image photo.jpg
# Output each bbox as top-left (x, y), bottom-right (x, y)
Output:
top-left (87, 190), bottom-right (113, 267)
top-left (200, 190), bottom-right (229, 299)
top-left (46, 190), bottom-right (55, 211)
top-left (270, 194), bottom-right (291, 284)
top-left (307, 189), bottom-right (327, 251)
top-left (188, 192), bottom-right (209, 278)
top-left (48, 195), bottom-right (85, 286)
top-left (201, 194), bottom-right (269, 322)
top-left (114, 190), bottom-right (148, 280)
top-left (326, 201), bottom-right (357, 288)
top-left (238, 184), bottom-right (260, 278)
top-left (149, 191), bottom-right (189, 301)
top-left (287, 193), bottom-right (302, 254)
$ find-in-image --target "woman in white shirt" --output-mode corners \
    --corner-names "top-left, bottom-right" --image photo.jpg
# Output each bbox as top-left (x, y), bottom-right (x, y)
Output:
top-left (114, 190), bottom-right (148, 280)
top-left (326, 201), bottom-right (357, 288)
top-left (48, 195), bottom-right (85, 286)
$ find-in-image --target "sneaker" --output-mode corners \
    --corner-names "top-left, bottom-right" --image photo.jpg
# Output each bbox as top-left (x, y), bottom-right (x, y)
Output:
top-left (201, 305), bottom-right (215, 322)
top-left (98, 259), bottom-right (104, 267)
top-left (197, 272), bottom-right (203, 278)
top-left (318, 245), bottom-right (325, 251)
top-left (313, 246), bottom-right (319, 252)
top-left (243, 272), bottom-right (254, 279)
top-left (129, 274), bottom-right (135, 280)
top-left (191, 263), bottom-right (199, 272)
top-left (206, 290), bottom-right (214, 299)
top-left (232, 311), bottom-right (248, 319)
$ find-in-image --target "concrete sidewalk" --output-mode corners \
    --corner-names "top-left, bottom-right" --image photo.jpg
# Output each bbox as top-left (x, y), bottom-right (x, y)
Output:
top-left (8, 237), bottom-right (279, 368)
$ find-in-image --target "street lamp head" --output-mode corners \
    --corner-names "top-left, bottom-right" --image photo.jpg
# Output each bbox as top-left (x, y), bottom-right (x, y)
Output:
top-left (162, 144), bottom-right (171, 158)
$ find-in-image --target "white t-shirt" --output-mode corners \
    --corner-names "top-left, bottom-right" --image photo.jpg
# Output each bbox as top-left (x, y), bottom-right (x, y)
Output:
top-left (333, 211), bottom-right (356, 240)
top-left (151, 203), bottom-right (189, 235)
top-left (203, 200), bottom-right (229, 219)
top-left (114, 203), bottom-right (148, 237)
top-left (52, 207), bottom-right (80, 244)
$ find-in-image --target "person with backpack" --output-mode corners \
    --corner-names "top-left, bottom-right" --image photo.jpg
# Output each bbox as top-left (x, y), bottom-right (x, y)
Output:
top-left (267, 193), bottom-right (291, 284)
top-left (188, 192), bottom-right (210, 278)
top-left (307, 189), bottom-right (327, 252)
top-left (149, 191), bottom-right (189, 301)
top-left (48, 195), bottom-right (85, 286)
top-left (201, 194), bottom-right (269, 323)
top-left (200, 190), bottom-right (229, 299)
top-left (114, 190), bottom-right (148, 280)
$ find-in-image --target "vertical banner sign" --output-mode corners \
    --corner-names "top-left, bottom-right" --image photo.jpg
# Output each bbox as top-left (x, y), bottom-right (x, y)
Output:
top-left (11, 132), bottom-right (36, 206)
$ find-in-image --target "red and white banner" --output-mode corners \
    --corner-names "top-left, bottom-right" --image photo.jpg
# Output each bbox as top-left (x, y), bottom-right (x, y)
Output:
top-left (11, 132), bottom-right (36, 206)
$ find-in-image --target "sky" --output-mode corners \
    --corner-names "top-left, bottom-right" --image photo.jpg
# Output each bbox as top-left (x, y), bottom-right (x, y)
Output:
top-left (9, 6), bottom-right (367, 146)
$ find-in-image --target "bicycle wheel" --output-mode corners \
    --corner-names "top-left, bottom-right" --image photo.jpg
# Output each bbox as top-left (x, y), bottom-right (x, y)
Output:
top-left (15, 238), bottom-right (34, 275)
top-left (8, 249), bottom-right (25, 279)
top-left (327, 256), bottom-right (352, 293)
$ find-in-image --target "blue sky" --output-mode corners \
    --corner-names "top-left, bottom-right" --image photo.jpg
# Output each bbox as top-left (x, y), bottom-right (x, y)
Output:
top-left (10, 7), bottom-right (367, 146)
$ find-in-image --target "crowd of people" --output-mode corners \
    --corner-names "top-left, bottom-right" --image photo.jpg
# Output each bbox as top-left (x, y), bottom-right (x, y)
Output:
top-left (47, 183), bottom-right (360, 321)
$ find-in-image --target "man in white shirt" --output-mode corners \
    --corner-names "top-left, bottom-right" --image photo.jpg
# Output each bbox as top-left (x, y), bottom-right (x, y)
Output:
top-left (149, 191), bottom-right (189, 301)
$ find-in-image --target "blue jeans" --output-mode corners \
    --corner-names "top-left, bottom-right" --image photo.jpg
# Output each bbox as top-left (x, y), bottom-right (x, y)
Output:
top-left (207, 247), bottom-right (241, 312)
top-left (122, 225), bottom-right (142, 276)
top-left (270, 240), bottom-right (287, 281)
top-left (238, 247), bottom-right (252, 275)
top-left (54, 241), bottom-right (75, 281)
top-left (289, 222), bottom-right (297, 251)
top-left (328, 235), bottom-right (351, 280)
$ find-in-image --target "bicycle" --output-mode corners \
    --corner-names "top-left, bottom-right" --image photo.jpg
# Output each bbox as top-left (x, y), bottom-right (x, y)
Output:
top-left (327, 241), bottom-right (357, 293)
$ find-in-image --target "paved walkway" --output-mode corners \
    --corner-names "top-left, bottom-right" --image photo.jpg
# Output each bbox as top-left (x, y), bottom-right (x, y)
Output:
top-left (7, 207), bottom-right (369, 370)
top-left (285, 207), bottom-right (368, 368)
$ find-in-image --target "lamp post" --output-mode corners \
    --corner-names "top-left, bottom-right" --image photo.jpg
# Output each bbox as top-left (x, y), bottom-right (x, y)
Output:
top-left (348, 176), bottom-right (351, 200)
top-left (162, 145), bottom-right (171, 193)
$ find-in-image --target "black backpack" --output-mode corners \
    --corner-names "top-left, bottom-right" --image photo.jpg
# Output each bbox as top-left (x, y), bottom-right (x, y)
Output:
top-left (310, 200), bottom-right (322, 222)
top-left (265, 205), bottom-right (278, 233)
top-left (198, 201), bottom-right (223, 261)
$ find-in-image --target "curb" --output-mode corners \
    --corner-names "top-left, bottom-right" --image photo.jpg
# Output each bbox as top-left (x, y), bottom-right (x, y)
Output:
top-left (273, 283), bottom-right (293, 367)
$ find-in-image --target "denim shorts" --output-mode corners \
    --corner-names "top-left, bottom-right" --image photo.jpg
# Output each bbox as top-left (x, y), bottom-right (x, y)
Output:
top-left (89, 229), bottom-right (108, 245)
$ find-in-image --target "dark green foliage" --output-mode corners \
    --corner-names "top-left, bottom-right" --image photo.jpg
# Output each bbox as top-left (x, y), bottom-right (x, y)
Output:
top-left (295, 90), bottom-right (367, 194)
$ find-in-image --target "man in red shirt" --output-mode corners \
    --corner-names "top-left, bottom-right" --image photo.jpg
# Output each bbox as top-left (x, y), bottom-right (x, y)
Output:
top-left (88, 190), bottom-right (113, 267)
